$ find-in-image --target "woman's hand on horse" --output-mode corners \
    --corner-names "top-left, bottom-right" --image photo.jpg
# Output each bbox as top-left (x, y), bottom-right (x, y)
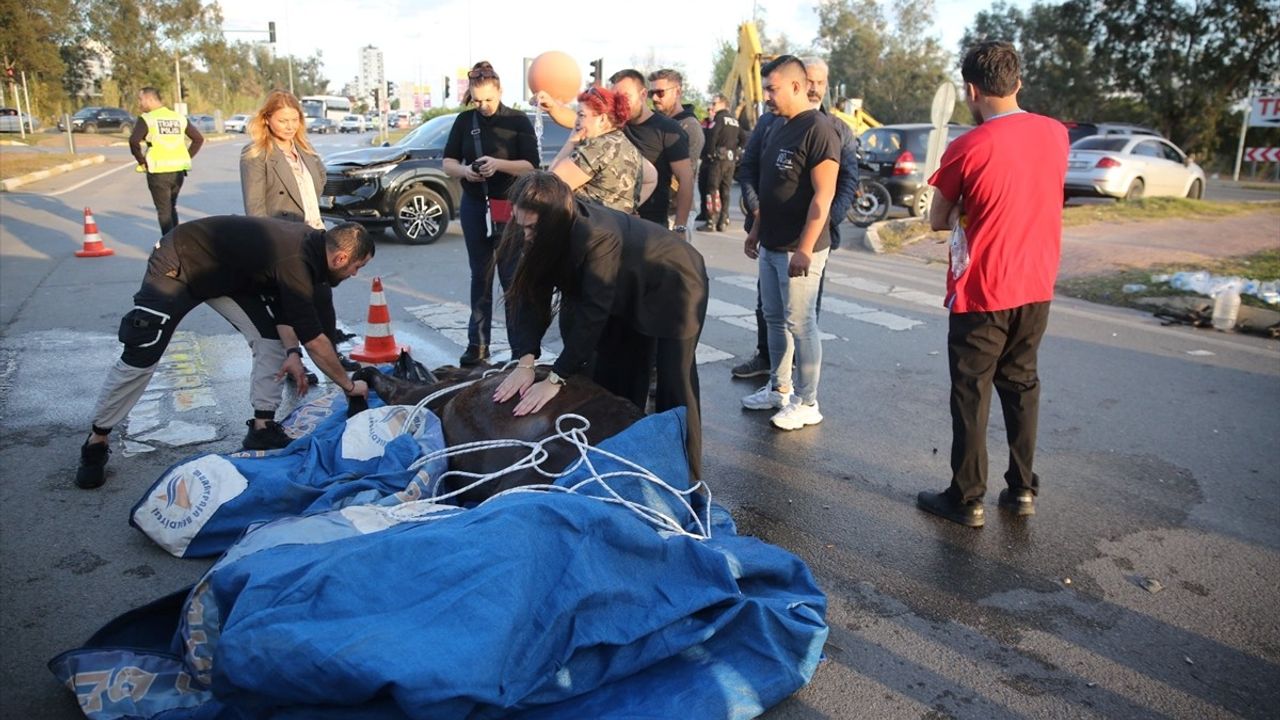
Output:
top-left (493, 366), bottom-right (535, 403)
top-left (512, 380), bottom-right (561, 416)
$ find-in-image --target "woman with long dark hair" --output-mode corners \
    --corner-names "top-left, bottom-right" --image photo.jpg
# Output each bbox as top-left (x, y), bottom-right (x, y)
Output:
top-left (443, 61), bottom-right (540, 366)
top-left (549, 86), bottom-right (656, 213)
top-left (492, 171), bottom-right (708, 477)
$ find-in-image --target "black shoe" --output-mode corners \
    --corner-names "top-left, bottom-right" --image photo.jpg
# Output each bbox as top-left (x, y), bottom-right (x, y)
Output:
top-left (332, 329), bottom-right (359, 344)
top-left (242, 419), bottom-right (293, 451)
top-left (916, 490), bottom-right (984, 528)
top-left (998, 488), bottom-right (1036, 516)
top-left (730, 353), bottom-right (771, 379)
top-left (75, 439), bottom-right (110, 489)
top-left (716, 223), bottom-right (728, 232)
top-left (695, 223), bottom-right (717, 232)
top-left (337, 352), bottom-right (360, 371)
top-left (459, 344), bottom-right (489, 367)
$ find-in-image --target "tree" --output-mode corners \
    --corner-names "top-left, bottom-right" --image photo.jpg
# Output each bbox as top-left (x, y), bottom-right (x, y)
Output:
top-left (708, 39), bottom-right (735, 96)
top-left (1094, 0), bottom-right (1280, 159)
top-left (817, 0), bottom-right (953, 124)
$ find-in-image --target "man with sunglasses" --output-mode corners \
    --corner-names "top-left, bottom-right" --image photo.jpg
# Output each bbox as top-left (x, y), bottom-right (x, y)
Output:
top-left (647, 69), bottom-right (704, 229)
top-left (607, 69), bottom-right (693, 234)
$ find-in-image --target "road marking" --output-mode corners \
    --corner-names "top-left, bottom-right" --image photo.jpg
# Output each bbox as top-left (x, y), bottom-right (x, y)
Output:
top-left (714, 274), bottom-right (924, 331)
top-left (705, 296), bottom-right (840, 340)
top-left (46, 160), bottom-right (136, 197)
top-left (405, 301), bottom-right (733, 366)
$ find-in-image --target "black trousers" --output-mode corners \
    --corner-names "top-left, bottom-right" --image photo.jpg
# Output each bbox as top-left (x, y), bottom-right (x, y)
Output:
top-left (695, 159), bottom-right (712, 220)
top-left (461, 193), bottom-right (516, 349)
top-left (146, 171), bottom-right (185, 236)
top-left (591, 316), bottom-right (703, 480)
top-left (705, 159), bottom-right (736, 229)
top-left (946, 302), bottom-right (1051, 503)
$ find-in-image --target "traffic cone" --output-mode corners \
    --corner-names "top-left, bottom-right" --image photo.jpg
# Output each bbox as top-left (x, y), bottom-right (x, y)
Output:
top-left (349, 277), bottom-right (405, 363)
top-left (75, 207), bottom-right (114, 258)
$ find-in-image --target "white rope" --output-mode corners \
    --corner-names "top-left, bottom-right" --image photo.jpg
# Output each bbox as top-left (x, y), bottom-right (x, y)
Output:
top-left (382, 363), bottom-right (710, 538)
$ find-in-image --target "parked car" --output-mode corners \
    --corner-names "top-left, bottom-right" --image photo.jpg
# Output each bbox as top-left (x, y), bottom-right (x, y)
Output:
top-left (224, 113), bottom-right (250, 133)
top-left (187, 114), bottom-right (216, 133)
top-left (321, 112), bottom-right (570, 244)
top-left (311, 117), bottom-right (336, 134)
top-left (1065, 134), bottom-right (1205, 201)
top-left (858, 123), bottom-right (973, 217)
top-left (0, 107), bottom-right (37, 133)
top-left (1061, 121), bottom-right (1161, 146)
top-left (57, 106), bottom-right (135, 134)
top-left (339, 114), bottom-right (366, 133)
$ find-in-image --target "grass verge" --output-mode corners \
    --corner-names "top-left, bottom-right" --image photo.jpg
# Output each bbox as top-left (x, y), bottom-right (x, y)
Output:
top-left (1056, 249), bottom-right (1280, 310)
top-left (1061, 197), bottom-right (1280, 226)
top-left (874, 219), bottom-right (941, 252)
top-left (0, 151), bottom-right (83, 179)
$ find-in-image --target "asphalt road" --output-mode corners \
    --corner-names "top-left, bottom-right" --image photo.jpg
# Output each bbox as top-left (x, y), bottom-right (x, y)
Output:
top-left (1, 131), bottom-right (1278, 719)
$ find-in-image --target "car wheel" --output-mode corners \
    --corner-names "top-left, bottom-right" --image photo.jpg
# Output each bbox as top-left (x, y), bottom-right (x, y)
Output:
top-left (82, 123), bottom-right (97, 134)
top-left (1186, 179), bottom-right (1203, 200)
top-left (909, 187), bottom-right (933, 217)
top-left (392, 187), bottom-right (448, 245)
top-left (1122, 178), bottom-right (1144, 202)
top-left (119, 122), bottom-right (133, 136)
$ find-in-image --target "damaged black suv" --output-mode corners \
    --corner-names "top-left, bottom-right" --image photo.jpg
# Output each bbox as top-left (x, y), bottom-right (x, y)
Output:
top-left (321, 113), bottom-right (569, 245)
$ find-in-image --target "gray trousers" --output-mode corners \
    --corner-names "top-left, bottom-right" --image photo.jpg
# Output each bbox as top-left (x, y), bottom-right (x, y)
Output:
top-left (91, 237), bottom-right (287, 432)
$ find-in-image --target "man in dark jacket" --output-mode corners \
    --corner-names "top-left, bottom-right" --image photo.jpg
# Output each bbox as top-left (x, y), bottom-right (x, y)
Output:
top-left (698, 94), bottom-right (749, 232)
top-left (75, 216), bottom-right (375, 489)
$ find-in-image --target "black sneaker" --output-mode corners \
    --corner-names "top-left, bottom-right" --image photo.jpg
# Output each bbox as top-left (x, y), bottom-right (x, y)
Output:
top-left (242, 420), bottom-right (293, 451)
top-left (459, 344), bottom-right (489, 367)
top-left (75, 439), bottom-right (110, 489)
top-left (695, 223), bottom-right (718, 232)
top-left (731, 353), bottom-right (770, 379)
top-left (916, 490), bottom-right (984, 528)
top-left (337, 352), bottom-right (360, 371)
top-left (998, 488), bottom-right (1036, 516)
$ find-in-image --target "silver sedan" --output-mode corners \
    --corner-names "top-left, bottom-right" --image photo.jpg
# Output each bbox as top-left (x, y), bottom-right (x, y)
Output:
top-left (1065, 134), bottom-right (1206, 201)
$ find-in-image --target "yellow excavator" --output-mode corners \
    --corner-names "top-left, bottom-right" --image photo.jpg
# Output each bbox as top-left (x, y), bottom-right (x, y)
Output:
top-left (719, 21), bottom-right (880, 135)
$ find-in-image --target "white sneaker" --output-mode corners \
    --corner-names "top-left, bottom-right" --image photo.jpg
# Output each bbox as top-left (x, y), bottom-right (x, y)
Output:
top-left (771, 399), bottom-right (823, 430)
top-left (742, 384), bottom-right (792, 410)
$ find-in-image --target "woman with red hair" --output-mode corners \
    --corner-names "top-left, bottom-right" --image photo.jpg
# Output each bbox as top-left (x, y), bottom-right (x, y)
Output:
top-left (549, 86), bottom-right (656, 214)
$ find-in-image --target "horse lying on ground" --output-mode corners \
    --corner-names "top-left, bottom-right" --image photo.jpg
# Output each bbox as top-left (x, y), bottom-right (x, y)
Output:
top-left (351, 365), bottom-right (645, 504)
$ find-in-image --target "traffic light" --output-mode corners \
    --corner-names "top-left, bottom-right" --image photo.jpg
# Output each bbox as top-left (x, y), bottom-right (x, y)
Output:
top-left (268, 21), bottom-right (276, 43)
top-left (386, 81), bottom-right (396, 99)
top-left (589, 59), bottom-right (603, 87)
top-left (372, 87), bottom-right (380, 107)
top-left (443, 77), bottom-right (450, 100)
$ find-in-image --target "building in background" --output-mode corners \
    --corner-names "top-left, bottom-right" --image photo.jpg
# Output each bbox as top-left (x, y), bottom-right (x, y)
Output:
top-left (358, 46), bottom-right (384, 106)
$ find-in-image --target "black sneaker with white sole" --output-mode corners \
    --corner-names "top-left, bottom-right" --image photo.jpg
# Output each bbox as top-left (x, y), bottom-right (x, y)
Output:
top-left (731, 353), bottom-right (771, 379)
top-left (242, 420), bottom-right (293, 451)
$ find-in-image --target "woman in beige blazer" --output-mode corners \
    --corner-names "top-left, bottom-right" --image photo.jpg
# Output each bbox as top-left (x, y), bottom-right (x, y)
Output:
top-left (240, 91), bottom-right (326, 229)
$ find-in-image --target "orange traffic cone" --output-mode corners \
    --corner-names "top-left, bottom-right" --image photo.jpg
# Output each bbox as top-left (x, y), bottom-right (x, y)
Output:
top-left (349, 277), bottom-right (405, 363)
top-left (75, 207), bottom-right (114, 258)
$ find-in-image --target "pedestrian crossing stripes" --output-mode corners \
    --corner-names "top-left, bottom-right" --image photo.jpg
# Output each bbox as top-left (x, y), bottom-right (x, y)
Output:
top-left (404, 300), bottom-right (734, 367)
top-left (714, 274), bottom-right (926, 331)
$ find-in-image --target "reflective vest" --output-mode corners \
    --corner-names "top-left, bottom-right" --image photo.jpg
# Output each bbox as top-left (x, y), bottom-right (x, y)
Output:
top-left (142, 107), bottom-right (192, 173)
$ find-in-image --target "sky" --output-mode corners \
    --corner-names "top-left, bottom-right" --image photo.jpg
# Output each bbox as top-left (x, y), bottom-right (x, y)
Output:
top-left (214, 0), bottom-right (1030, 106)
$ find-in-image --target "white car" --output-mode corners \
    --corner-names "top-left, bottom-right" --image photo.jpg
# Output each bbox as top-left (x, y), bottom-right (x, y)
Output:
top-left (340, 114), bottom-right (365, 133)
top-left (0, 107), bottom-right (37, 133)
top-left (224, 114), bottom-right (250, 133)
top-left (1066, 134), bottom-right (1205, 201)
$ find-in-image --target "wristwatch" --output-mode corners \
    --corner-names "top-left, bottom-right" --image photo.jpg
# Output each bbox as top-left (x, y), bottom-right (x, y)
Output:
top-left (546, 370), bottom-right (567, 387)
top-left (673, 225), bottom-right (687, 233)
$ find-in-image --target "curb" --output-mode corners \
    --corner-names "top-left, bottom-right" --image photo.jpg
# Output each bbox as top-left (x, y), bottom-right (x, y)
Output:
top-left (0, 155), bottom-right (106, 192)
top-left (0, 139), bottom-right (27, 147)
top-left (858, 223), bottom-right (885, 254)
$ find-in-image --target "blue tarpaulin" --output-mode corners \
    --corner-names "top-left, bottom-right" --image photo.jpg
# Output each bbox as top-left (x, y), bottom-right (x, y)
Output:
top-left (52, 402), bottom-right (828, 719)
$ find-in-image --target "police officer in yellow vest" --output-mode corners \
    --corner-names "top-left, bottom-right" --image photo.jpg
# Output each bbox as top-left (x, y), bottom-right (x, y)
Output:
top-left (129, 87), bottom-right (204, 235)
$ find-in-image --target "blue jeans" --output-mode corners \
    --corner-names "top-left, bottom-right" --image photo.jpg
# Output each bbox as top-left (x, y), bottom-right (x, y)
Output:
top-left (460, 193), bottom-right (515, 348)
top-left (759, 247), bottom-right (828, 404)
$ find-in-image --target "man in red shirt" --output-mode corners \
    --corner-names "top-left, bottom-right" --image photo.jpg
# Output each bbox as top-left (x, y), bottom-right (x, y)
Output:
top-left (916, 41), bottom-right (1068, 527)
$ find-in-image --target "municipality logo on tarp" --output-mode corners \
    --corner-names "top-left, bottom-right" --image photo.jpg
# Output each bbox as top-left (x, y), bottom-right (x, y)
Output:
top-left (133, 455), bottom-right (249, 556)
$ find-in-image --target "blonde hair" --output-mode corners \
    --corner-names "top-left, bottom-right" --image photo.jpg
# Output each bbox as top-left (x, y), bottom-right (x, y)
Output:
top-left (245, 90), bottom-right (317, 159)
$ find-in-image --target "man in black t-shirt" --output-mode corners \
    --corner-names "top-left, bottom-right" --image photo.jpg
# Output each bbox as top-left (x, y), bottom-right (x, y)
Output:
top-left (74, 217), bottom-right (376, 489)
top-left (647, 69), bottom-right (704, 229)
top-left (609, 69), bottom-right (693, 232)
top-left (741, 56), bottom-right (840, 432)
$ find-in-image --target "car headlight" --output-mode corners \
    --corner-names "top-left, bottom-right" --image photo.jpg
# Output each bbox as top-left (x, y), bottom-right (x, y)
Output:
top-left (344, 163), bottom-right (399, 179)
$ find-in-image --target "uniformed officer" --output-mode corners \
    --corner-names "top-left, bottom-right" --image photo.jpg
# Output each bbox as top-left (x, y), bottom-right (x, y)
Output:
top-left (129, 87), bottom-right (204, 236)
top-left (698, 94), bottom-right (748, 232)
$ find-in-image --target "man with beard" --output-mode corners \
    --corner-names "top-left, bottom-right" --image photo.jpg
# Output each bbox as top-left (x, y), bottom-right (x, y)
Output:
top-left (609, 69), bottom-right (694, 233)
top-left (647, 68), bottom-right (704, 229)
top-left (74, 217), bottom-right (375, 489)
